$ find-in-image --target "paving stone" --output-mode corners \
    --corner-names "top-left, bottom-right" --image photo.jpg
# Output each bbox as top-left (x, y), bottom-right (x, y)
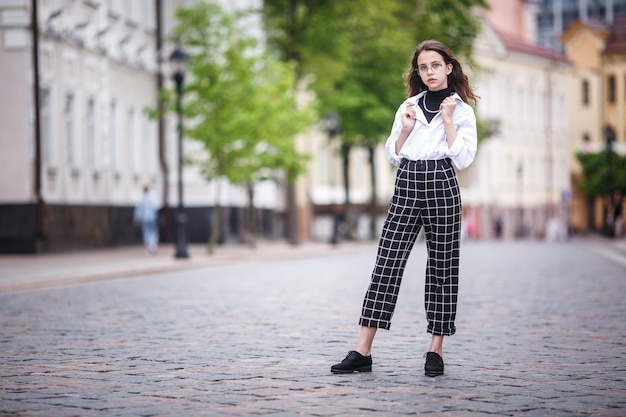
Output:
top-left (0, 240), bottom-right (625, 416)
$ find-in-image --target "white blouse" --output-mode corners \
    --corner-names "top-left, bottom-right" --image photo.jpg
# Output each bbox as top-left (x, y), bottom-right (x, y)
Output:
top-left (384, 91), bottom-right (477, 171)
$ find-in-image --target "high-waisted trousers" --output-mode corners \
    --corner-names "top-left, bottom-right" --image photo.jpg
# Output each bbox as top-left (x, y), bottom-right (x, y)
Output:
top-left (359, 158), bottom-right (461, 336)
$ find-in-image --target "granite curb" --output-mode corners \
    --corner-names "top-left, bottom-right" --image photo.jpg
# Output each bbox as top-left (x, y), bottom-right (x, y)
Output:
top-left (0, 241), bottom-right (372, 293)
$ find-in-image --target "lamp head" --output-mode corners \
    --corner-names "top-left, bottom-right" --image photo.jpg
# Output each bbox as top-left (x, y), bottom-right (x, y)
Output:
top-left (169, 47), bottom-right (188, 77)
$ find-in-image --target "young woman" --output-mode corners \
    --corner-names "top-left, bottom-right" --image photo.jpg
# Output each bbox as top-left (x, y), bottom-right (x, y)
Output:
top-left (331, 40), bottom-right (478, 377)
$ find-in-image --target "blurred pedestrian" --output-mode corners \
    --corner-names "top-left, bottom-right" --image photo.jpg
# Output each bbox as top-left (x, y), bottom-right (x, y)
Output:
top-left (494, 216), bottom-right (503, 239)
top-left (133, 185), bottom-right (160, 254)
top-left (331, 40), bottom-right (478, 377)
top-left (329, 204), bottom-right (345, 246)
top-left (545, 215), bottom-right (561, 242)
top-left (465, 218), bottom-right (476, 240)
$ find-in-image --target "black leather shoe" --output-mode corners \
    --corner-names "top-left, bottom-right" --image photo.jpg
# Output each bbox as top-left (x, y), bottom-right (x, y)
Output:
top-left (331, 350), bottom-right (372, 374)
top-left (424, 352), bottom-right (444, 377)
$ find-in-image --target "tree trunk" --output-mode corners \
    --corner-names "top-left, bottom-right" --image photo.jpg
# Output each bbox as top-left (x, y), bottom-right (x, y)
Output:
top-left (286, 178), bottom-right (299, 245)
top-left (247, 182), bottom-right (257, 248)
top-left (341, 143), bottom-right (354, 240)
top-left (207, 180), bottom-right (222, 255)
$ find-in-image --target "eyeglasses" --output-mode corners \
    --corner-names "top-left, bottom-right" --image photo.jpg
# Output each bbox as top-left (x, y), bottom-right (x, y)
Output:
top-left (416, 63), bottom-right (443, 75)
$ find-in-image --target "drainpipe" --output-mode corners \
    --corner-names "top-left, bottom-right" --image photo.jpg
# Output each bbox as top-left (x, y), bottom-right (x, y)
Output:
top-left (545, 65), bottom-right (553, 220)
top-left (31, 0), bottom-right (44, 251)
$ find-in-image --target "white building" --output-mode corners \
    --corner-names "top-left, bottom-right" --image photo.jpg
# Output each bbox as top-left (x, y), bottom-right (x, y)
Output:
top-left (467, 0), bottom-right (573, 239)
top-left (0, 0), bottom-right (275, 253)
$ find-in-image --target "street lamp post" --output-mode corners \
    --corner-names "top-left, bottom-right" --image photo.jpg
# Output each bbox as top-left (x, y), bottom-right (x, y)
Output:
top-left (170, 47), bottom-right (189, 259)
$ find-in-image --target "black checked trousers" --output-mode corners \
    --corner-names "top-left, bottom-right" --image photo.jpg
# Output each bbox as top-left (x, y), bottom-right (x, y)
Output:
top-left (359, 158), bottom-right (461, 336)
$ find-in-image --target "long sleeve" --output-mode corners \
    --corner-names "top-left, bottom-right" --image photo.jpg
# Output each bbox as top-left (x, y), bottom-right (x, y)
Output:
top-left (383, 93), bottom-right (477, 171)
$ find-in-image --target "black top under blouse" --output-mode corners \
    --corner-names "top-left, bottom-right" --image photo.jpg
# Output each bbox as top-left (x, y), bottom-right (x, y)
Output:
top-left (418, 86), bottom-right (454, 123)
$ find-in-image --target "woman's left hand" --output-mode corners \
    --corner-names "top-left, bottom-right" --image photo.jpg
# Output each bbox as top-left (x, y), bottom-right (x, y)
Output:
top-left (439, 96), bottom-right (456, 123)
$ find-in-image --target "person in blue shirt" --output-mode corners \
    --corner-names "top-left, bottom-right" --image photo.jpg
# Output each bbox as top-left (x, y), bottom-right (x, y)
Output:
top-left (133, 185), bottom-right (160, 254)
top-left (331, 40), bottom-right (478, 377)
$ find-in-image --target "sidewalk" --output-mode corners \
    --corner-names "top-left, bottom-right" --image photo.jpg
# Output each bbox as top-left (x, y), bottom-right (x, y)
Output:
top-left (1, 235), bottom-right (623, 294)
top-left (0, 240), bottom-right (370, 293)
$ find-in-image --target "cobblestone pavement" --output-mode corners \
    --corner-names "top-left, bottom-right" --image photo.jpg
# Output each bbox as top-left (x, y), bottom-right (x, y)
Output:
top-left (1, 239), bottom-right (625, 416)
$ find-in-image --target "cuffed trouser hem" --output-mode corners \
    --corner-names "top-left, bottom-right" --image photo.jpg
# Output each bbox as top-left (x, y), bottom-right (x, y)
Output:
top-left (359, 318), bottom-right (391, 331)
top-left (427, 326), bottom-right (456, 337)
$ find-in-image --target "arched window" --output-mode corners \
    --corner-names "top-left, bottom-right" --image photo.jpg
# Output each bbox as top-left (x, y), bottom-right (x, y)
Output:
top-left (64, 94), bottom-right (75, 168)
top-left (582, 79), bottom-right (589, 105)
top-left (608, 75), bottom-right (616, 103)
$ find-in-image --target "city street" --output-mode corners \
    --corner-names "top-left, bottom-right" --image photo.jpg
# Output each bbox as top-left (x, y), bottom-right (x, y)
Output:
top-left (1, 239), bottom-right (625, 416)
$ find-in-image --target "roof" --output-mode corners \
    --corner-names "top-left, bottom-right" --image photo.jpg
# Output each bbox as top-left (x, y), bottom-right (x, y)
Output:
top-left (561, 19), bottom-right (610, 43)
top-left (605, 16), bottom-right (626, 54)
top-left (561, 17), bottom-right (626, 54)
top-left (496, 29), bottom-right (570, 63)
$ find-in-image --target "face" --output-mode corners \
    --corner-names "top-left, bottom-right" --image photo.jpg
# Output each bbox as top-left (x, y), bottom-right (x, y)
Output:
top-left (416, 50), bottom-right (452, 91)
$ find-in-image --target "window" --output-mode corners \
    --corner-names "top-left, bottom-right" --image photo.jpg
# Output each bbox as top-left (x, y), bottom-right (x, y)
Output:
top-left (40, 89), bottom-right (52, 166)
top-left (517, 87), bottom-right (524, 123)
top-left (86, 99), bottom-right (96, 170)
top-left (64, 94), bottom-right (75, 167)
top-left (109, 100), bottom-right (117, 171)
top-left (127, 107), bottom-right (137, 175)
top-left (582, 79), bottom-right (589, 105)
top-left (141, 1), bottom-right (155, 29)
top-left (608, 75), bottom-right (616, 103)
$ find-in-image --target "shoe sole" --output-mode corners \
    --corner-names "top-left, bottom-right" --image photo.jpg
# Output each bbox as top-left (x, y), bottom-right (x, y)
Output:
top-left (330, 366), bottom-right (372, 374)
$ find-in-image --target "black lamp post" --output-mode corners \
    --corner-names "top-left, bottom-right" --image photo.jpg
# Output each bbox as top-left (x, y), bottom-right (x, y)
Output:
top-left (170, 47), bottom-right (189, 259)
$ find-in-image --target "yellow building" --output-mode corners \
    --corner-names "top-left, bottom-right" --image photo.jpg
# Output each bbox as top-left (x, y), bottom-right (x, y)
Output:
top-left (562, 17), bottom-right (626, 234)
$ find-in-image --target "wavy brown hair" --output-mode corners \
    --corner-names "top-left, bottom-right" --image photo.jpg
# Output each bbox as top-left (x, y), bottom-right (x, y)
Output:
top-left (404, 40), bottom-right (478, 105)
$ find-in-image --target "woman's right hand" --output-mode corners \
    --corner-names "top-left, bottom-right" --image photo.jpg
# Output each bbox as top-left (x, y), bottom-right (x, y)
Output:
top-left (401, 103), bottom-right (417, 133)
top-left (395, 102), bottom-right (417, 154)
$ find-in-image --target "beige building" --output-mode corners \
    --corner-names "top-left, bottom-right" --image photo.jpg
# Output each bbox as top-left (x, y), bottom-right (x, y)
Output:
top-left (467, 0), bottom-right (573, 239)
top-left (562, 17), bottom-right (626, 234)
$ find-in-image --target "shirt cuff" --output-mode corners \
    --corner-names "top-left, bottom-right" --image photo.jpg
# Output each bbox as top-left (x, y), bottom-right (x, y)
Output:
top-left (447, 131), bottom-right (464, 156)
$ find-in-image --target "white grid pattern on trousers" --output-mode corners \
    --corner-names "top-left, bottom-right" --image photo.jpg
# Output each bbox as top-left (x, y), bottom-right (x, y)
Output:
top-left (359, 158), bottom-right (461, 335)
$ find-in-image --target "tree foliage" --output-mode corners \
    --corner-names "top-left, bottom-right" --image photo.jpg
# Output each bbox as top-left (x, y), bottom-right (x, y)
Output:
top-left (263, 0), bottom-right (487, 143)
top-left (262, 0), bottom-right (489, 239)
top-left (576, 151), bottom-right (626, 197)
top-left (166, 1), bottom-right (317, 250)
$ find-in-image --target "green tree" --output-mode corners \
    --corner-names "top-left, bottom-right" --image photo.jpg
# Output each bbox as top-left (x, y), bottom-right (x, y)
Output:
top-left (398, 0), bottom-right (488, 59)
top-left (576, 150), bottom-right (626, 234)
top-left (261, 0), bottom-right (354, 103)
top-left (263, 0), bottom-right (488, 240)
top-left (261, 0), bottom-right (357, 243)
top-left (168, 1), bottom-right (316, 252)
top-left (324, 2), bottom-right (413, 239)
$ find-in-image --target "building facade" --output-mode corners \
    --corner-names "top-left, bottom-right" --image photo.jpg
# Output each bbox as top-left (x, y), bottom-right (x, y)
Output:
top-left (535, 0), bottom-right (626, 52)
top-left (6, 0), bottom-right (597, 254)
top-left (467, 0), bottom-right (573, 239)
top-left (0, 0), bottom-right (280, 254)
top-left (562, 17), bottom-right (626, 234)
